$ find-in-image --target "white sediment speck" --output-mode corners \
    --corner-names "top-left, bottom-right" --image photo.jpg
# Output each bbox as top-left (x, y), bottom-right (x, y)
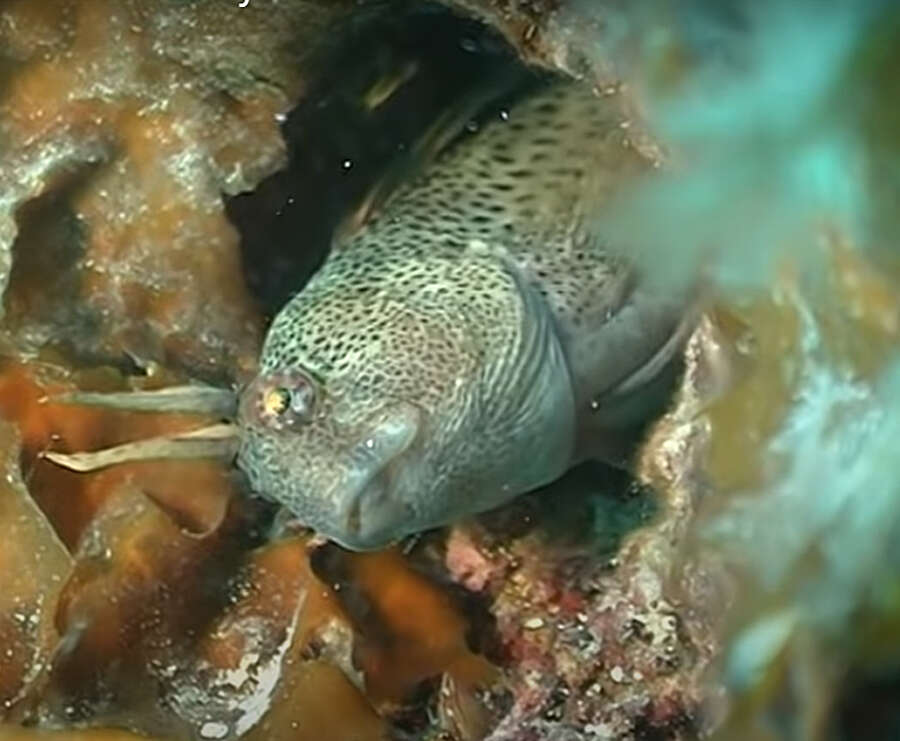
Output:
top-left (199, 721), bottom-right (229, 739)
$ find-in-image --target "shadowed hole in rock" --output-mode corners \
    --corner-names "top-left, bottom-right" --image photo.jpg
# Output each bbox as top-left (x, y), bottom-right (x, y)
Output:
top-left (478, 462), bottom-right (661, 556)
top-left (835, 671), bottom-right (900, 741)
top-left (6, 166), bottom-right (102, 360)
top-left (226, 2), bottom-right (534, 317)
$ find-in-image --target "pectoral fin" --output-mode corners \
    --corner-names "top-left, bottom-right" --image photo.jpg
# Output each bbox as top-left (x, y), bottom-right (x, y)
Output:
top-left (574, 307), bottom-right (696, 468)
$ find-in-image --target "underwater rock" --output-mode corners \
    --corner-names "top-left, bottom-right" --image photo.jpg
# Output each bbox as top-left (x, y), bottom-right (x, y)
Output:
top-left (0, 359), bottom-right (231, 548)
top-left (0, 3), bottom-right (512, 736)
top-left (437, 316), bottom-right (731, 741)
top-left (442, 0), bottom-right (566, 68)
top-left (442, 0), bottom-right (625, 86)
top-left (444, 3), bottom-right (900, 736)
top-left (0, 421), bottom-right (72, 720)
top-left (0, 0), bottom-right (371, 382)
top-left (159, 538), bottom-right (388, 741)
top-left (310, 545), bottom-right (500, 709)
top-left (0, 729), bottom-right (164, 741)
top-left (39, 482), bottom-right (246, 732)
top-left (694, 273), bottom-right (900, 740)
top-left (31, 483), bottom-right (393, 739)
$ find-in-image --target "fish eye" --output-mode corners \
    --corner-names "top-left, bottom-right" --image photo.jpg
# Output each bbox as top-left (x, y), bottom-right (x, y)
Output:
top-left (247, 369), bottom-right (317, 430)
top-left (263, 387), bottom-right (291, 416)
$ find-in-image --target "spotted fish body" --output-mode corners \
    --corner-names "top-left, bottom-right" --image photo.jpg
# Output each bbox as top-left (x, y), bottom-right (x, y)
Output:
top-left (237, 80), bottom-right (689, 550)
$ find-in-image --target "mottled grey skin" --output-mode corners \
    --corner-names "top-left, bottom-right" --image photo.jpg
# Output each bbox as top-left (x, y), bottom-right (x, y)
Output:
top-left (237, 82), bottom-right (689, 551)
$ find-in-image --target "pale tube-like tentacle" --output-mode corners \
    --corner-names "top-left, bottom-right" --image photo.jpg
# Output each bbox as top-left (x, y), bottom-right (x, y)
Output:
top-left (43, 385), bottom-right (238, 418)
top-left (41, 423), bottom-right (239, 473)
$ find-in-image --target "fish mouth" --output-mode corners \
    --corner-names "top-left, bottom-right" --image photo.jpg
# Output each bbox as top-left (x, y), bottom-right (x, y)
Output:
top-left (333, 501), bottom-right (408, 551)
top-left (327, 403), bottom-right (423, 551)
top-left (329, 458), bottom-right (413, 551)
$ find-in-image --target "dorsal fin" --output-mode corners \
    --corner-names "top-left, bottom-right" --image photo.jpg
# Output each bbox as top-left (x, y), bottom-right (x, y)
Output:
top-left (343, 76), bottom-right (661, 261)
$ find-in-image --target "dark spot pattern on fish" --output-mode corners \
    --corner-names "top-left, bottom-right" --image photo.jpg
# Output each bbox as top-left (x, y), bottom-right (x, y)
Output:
top-left (236, 80), bottom-right (693, 550)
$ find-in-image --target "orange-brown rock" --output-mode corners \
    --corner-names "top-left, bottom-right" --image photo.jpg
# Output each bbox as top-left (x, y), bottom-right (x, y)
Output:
top-left (0, 421), bottom-right (72, 719)
top-left (0, 0), bottom-right (367, 382)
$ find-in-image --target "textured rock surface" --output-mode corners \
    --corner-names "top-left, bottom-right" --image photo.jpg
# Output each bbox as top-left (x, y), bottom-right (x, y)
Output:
top-left (0, 420), bottom-right (72, 719)
top-left (0, 0), bottom-right (368, 383)
top-left (434, 317), bottom-right (731, 741)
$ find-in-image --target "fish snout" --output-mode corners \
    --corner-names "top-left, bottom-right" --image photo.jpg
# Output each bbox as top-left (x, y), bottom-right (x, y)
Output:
top-left (330, 480), bottom-right (411, 551)
top-left (325, 402), bottom-right (423, 551)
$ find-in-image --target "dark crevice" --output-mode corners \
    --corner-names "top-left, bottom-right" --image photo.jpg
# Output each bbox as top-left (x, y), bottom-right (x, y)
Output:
top-left (833, 669), bottom-right (900, 741)
top-left (226, 1), bottom-right (536, 321)
top-left (6, 164), bottom-right (101, 357)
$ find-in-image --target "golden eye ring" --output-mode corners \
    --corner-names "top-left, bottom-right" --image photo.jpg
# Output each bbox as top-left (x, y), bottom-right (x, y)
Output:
top-left (263, 387), bottom-right (291, 416)
top-left (242, 368), bottom-right (318, 432)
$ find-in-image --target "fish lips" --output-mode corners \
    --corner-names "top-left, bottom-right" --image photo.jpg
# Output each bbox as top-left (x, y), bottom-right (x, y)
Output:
top-left (325, 401), bottom-right (424, 551)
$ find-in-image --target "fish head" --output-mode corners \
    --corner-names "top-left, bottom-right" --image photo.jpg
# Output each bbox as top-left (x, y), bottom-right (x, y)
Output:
top-left (237, 362), bottom-right (426, 550)
top-left (236, 273), bottom-right (487, 551)
top-left (236, 258), bottom-right (576, 550)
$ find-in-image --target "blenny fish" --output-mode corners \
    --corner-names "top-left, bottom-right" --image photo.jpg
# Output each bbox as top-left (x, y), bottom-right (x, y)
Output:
top-left (235, 79), bottom-right (693, 550)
